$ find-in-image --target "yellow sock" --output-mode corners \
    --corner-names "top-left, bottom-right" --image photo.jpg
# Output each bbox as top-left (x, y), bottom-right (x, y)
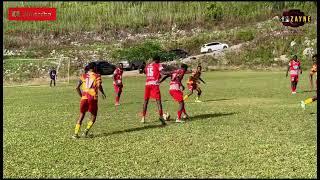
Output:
top-left (304, 98), bottom-right (314, 105)
top-left (183, 95), bottom-right (189, 100)
top-left (86, 120), bottom-right (94, 130)
top-left (74, 124), bottom-right (81, 135)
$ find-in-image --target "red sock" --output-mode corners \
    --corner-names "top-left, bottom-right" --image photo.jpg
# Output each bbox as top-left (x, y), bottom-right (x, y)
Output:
top-left (177, 110), bottom-right (182, 119)
top-left (116, 96), bottom-right (119, 103)
top-left (291, 86), bottom-right (294, 92)
top-left (159, 109), bottom-right (163, 117)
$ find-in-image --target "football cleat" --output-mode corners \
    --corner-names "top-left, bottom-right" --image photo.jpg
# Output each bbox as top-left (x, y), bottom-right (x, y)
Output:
top-left (115, 102), bottom-right (120, 106)
top-left (175, 118), bottom-right (185, 123)
top-left (159, 117), bottom-right (167, 125)
top-left (72, 134), bottom-right (80, 139)
top-left (300, 101), bottom-right (306, 110)
top-left (195, 99), bottom-right (202, 103)
top-left (82, 129), bottom-right (89, 137)
top-left (141, 116), bottom-right (146, 123)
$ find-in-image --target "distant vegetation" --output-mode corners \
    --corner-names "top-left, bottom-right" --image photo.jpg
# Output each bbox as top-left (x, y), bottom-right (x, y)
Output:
top-left (3, 1), bottom-right (316, 34)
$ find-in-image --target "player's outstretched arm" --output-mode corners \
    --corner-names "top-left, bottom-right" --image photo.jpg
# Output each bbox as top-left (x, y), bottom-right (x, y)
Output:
top-left (76, 80), bottom-right (82, 98)
top-left (159, 75), bottom-right (170, 83)
top-left (199, 77), bottom-right (206, 84)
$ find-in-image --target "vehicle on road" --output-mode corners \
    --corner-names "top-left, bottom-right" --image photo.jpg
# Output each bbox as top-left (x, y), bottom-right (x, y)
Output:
top-left (85, 60), bottom-right (116, 75)
top-left (119, 60), bottom-right (146, 71)
top-left (200, 42), bottom-right (228, 53)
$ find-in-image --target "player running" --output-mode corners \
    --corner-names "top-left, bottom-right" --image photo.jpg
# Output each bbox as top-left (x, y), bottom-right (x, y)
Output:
top-left (300, 95), bottom-right (317, 110)
top-left (159, 64), bottom-right (189, 123)
top-left (113, 63), bottom-right (124, 106)
top-left (141, 55), bottom-right (167, 125)
top-left (183, 65), bottom-right (206, 102)
top-left (309, 54), bottom-right (317, 90)
top-left (49, 67), bottom-right (57, 87)
top-left (286, 55), bottom-right (302, 94)
top-left (72, 62), bottom-right (106, 139)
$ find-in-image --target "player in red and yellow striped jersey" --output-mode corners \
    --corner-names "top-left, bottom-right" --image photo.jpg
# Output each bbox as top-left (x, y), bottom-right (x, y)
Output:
top-left (309, 54), bottom-right (317, 90)
top-left (72, 62), bottom-right (106, 139)
top-left (183, 65), bottom-right (206, 102)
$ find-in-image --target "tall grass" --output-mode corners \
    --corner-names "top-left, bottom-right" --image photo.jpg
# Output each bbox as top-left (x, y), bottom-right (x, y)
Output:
top-left (3, 1), bottom-right (316, 34)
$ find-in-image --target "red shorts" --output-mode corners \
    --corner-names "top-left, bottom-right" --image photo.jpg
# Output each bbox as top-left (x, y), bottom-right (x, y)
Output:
top-left (144, 85), bottom-right (161, 100)
top-left (80, 99), bottom-right (98, 116)
top-left (188, 83), bottom-right (197, 91)
top-left (169, 90), bottom-right (183, 102)
top-left (290, 75), bottom-right (298, 82)
top-left (113, 84), bottom-right (123, 93)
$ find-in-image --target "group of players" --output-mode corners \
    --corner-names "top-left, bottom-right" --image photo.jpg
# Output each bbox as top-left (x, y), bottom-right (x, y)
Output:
top-left (71, 53), bottom-right (317, 138)
top-left (286, 54), bottom-right (318, 109)
top-left (72, 55), bottom-right (206, 138)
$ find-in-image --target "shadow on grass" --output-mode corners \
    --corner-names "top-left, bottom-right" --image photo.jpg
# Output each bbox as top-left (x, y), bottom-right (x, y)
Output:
top-left (92, 124), bottom-right (165, 138)
top-left (92, 112), bottom-right (237, 138)
top-left (189, 112), bottom-right (238, 121)
top-left (203, 98), bottom-right (234, 102)
top-left (299, 90), bottom-right (316, 93)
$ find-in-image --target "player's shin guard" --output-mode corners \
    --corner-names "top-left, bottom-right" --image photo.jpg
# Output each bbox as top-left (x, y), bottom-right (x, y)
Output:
top-left (74, 124), bottom-right (81, 135)
top-left (304, 98), bottom-right (314, 105)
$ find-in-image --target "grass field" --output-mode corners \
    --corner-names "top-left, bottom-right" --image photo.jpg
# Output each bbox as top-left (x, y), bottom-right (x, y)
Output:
top-left (3, 71), bottom-right (317, 178)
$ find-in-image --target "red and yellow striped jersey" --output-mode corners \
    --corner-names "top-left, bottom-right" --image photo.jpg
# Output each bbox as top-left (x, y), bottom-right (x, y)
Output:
top-left (79, 71), bottom-right (102, 100)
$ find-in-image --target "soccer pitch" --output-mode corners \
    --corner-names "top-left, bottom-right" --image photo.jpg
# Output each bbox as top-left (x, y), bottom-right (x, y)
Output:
top-left (3, 71), bottom-right (317, 178)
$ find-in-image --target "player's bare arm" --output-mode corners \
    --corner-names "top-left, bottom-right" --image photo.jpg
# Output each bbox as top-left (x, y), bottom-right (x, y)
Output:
top-left (98, 84), bottom-right (106, 99)
top-left (199, 77), bottom-right (206, 84)
top-left (76, 80), bottom-right (82, 97)
top-left (286, 65), bottom-right (290, 77)
top-left (159, 74), bottom-right (170, 83)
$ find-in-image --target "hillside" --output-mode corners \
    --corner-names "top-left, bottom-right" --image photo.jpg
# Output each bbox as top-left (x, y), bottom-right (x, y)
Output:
top-left (3, 1), bottom-right (317, 83)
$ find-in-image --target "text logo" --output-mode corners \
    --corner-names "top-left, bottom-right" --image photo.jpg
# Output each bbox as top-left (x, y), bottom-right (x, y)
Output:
top-left (8, 8), bottom-right (56, 21)
top-left (280, 9), bottom-right (311, 27)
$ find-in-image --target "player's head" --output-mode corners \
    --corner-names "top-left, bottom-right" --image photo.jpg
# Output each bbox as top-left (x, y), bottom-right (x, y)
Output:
top-left (197, 65), bottom-right (202, 71)
top-left (88, 62), bottom-right (96, 72)
top-left (118, 63), bottom-right (123, 69)
top-left (292, 55), bottom-right (298, 61)
top-left (153, 54), bottom-right (161, 63)
top-left (181, 64), bottom-right (188, 72)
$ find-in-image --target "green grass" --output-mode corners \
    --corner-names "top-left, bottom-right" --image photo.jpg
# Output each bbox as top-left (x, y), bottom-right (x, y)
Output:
top-left (3, 71), bottom-right (317, 178)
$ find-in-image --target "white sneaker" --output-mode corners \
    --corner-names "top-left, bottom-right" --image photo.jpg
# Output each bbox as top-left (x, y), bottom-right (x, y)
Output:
top-left (115, 102), bottom-right (120, 106)
top-left (175, 118), bottom-right (185, 123)
top-left (292, 91), bottom-right (296, 94)
top-left (300, 101), bottom-right (306, 110)
top-left (141, 117), bottom-right (145, 123)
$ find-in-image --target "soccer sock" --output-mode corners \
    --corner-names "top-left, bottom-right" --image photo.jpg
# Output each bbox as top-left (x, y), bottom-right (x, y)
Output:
top-left (86, 120), bottom-right (94, 130)
top-left (304, 98), bottom-right (314, 105)
top-left (159, 109), bottom-right (163, 117)
top-left (116, 96), bottom-right (119, 103)
top-left (183, 95), bottom-right (189, 100)
top-left (177, 110), bottom-right (182, 119)
top-left (142, 111), bottom-right (147, 117)
top-left (74, 124), bottom-right (81, 135)
top-left (196, 96), bottom-right (199, 100)
top-left (182, 107), bottom-right (186, 114)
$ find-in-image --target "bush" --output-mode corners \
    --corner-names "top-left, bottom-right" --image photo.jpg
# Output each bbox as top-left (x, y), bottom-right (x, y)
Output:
top-left (112, 41), bottom-right (165, 62)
